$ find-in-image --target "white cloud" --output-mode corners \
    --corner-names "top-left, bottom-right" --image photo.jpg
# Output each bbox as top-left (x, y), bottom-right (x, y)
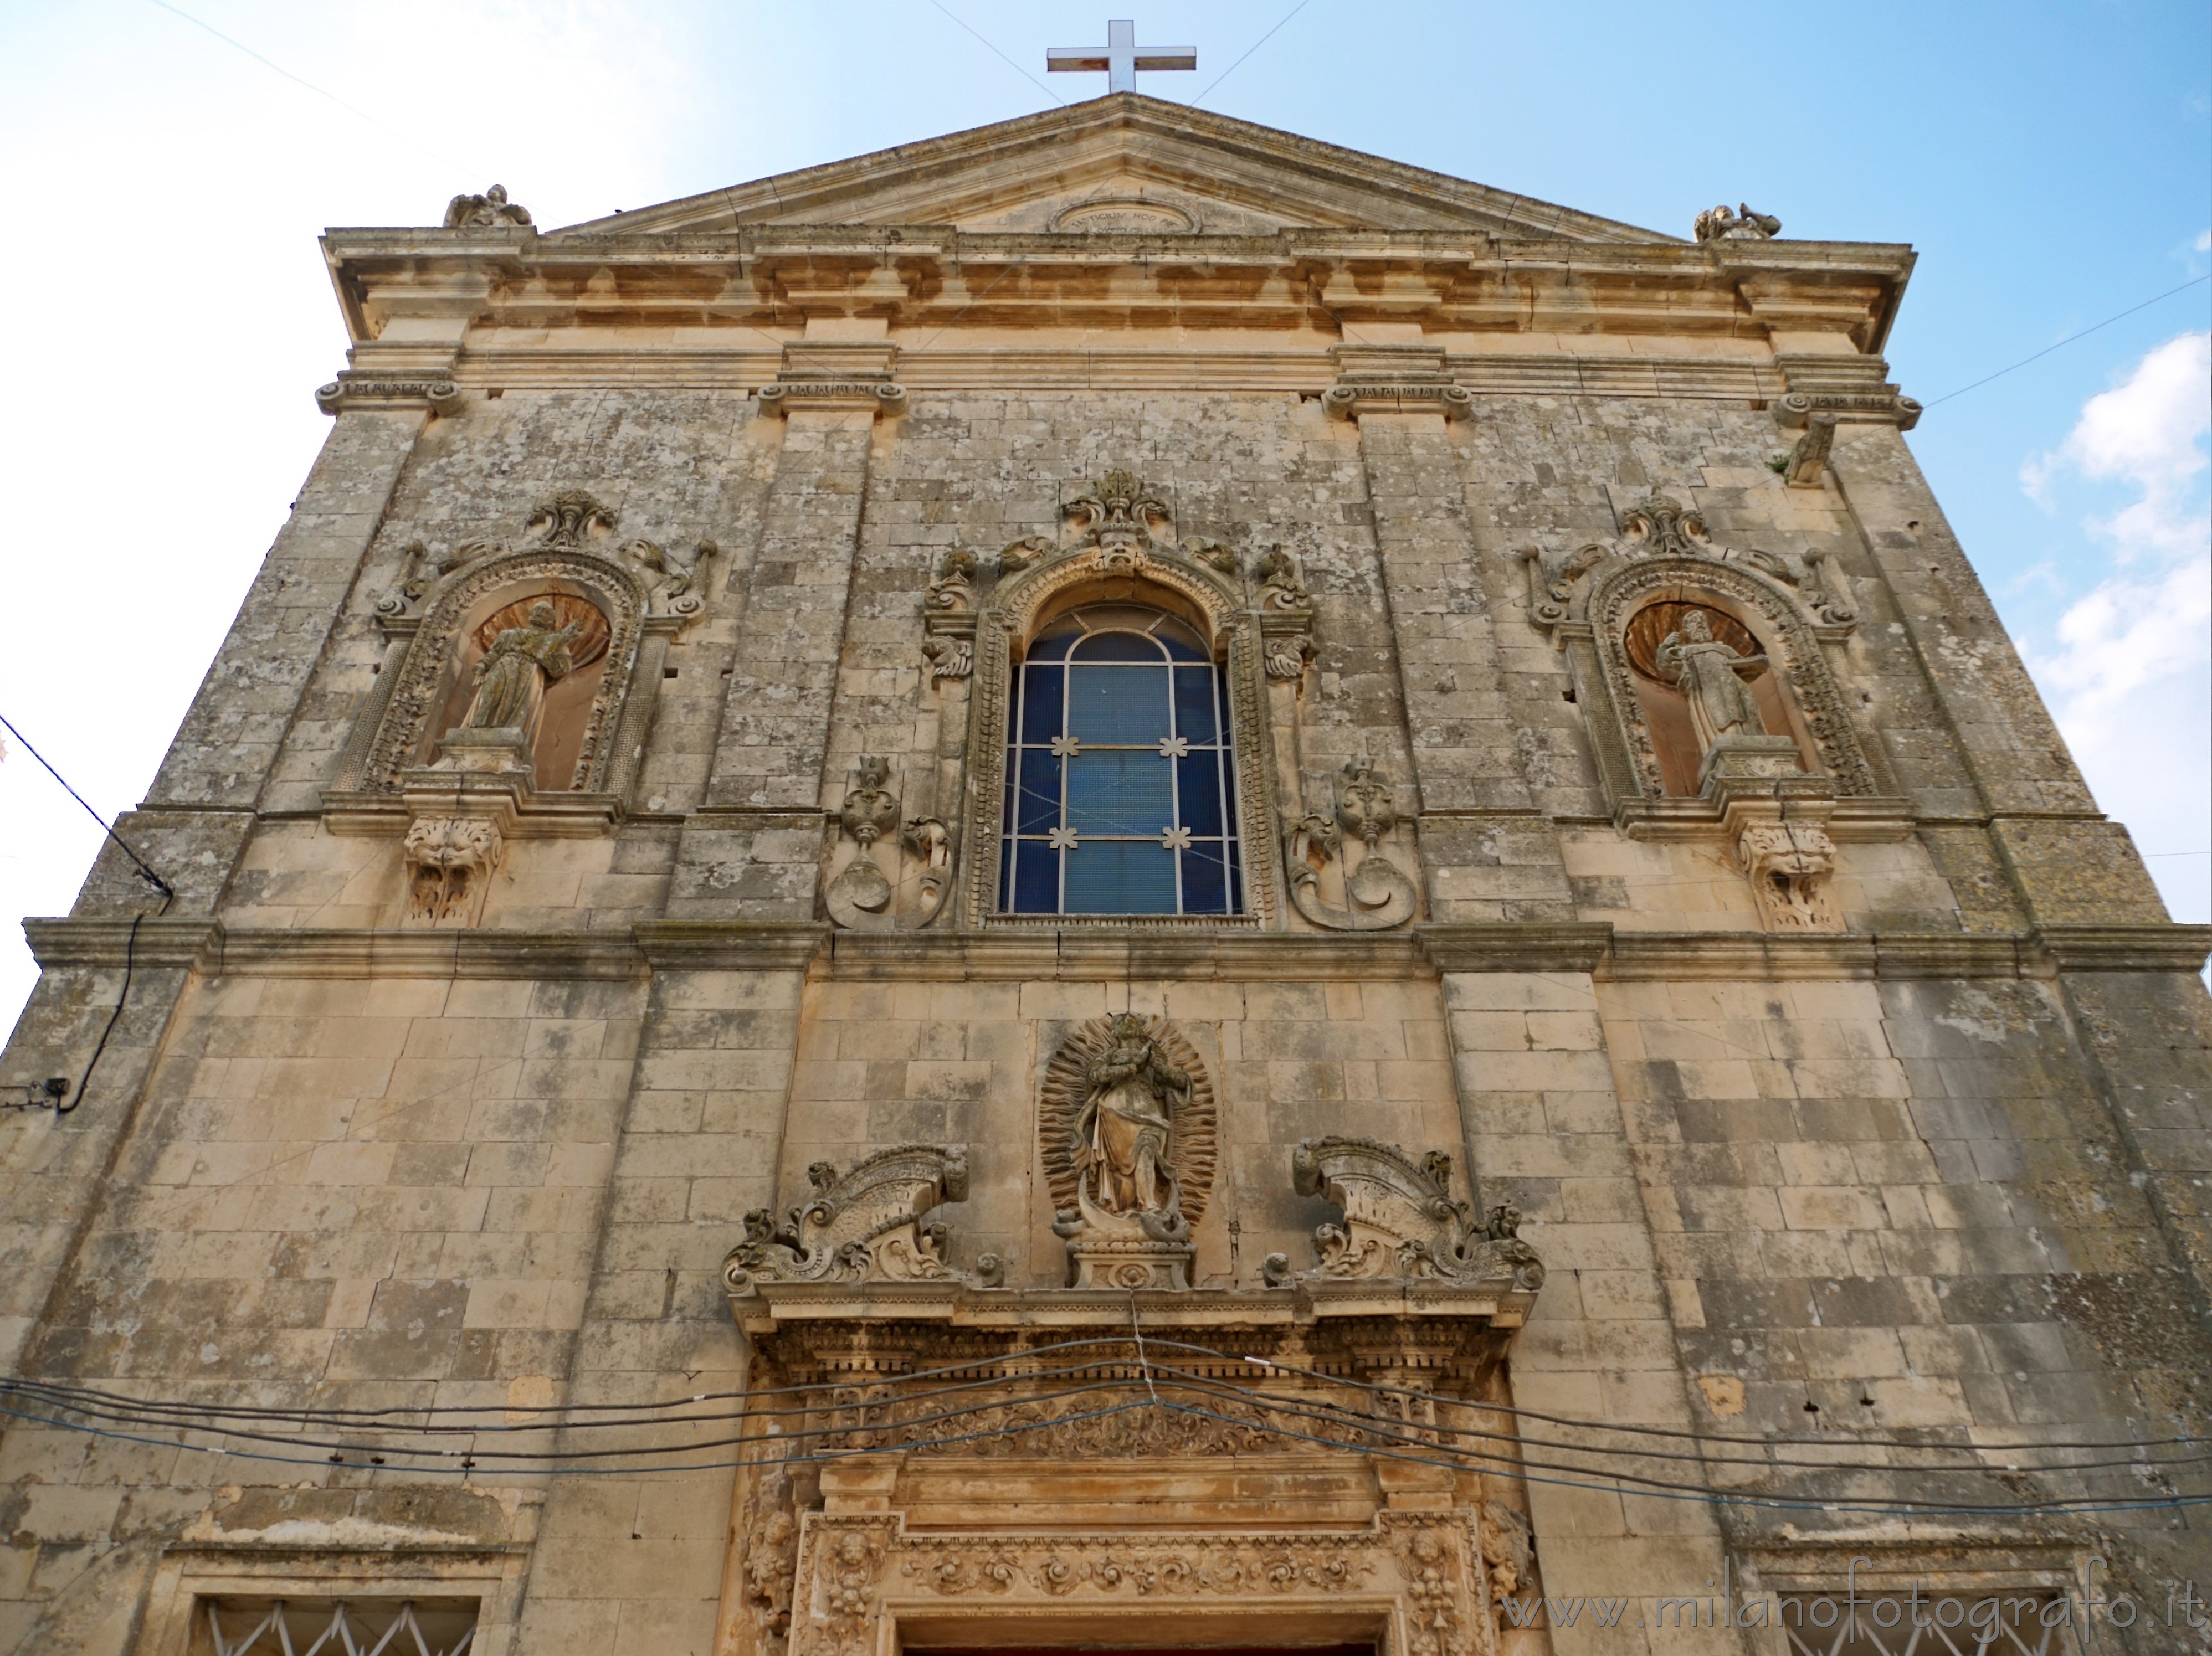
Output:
top-left (2020, 331), bottom-right (2212, 923)
top-left (2021, 331), bottom-right (2209, 559)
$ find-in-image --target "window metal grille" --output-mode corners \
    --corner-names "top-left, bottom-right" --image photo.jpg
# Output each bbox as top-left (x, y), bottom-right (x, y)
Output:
top-left (200, 1597), bottom-right (480, 1656)
top-left (1778, 1591), bottom-right (2067, 1656)
top-left (1000, 606), bottom-right (1241, 916)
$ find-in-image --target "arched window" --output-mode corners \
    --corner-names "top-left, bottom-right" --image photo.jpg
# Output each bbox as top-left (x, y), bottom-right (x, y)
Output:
top-left (1000, 604), bottom-right (1242, 916)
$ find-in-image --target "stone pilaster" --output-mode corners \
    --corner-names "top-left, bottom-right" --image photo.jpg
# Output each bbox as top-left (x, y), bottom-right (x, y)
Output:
top-left (1345, 403), bottom-right (1575, 923)
top-left (675, 387), bottom-right (889, 920)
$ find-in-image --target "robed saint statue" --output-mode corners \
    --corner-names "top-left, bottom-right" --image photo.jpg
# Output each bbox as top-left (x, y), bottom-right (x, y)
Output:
top-left (1072, 1012), bottom-right (1190, 1218)
top-left (462, 600), bottom-right (582, 741)
top-left (1655, 609), bottom-right (1770, 756)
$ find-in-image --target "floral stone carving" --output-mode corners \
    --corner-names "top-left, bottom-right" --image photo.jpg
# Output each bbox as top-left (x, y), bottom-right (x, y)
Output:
top-left (1041, 1015), bottom-right (1217, 1289)
top-left (1264, 1137), bottom-right (1542, 1291)
top-left (723, 1146), bottom-right (1001, 1294)
top-left (1287, 759), bottom-right (1418, 932)
top-left (823, 757), bottom-right (951, 932)
top-left (1737, 819), bottom-right (1843, 932)
top-left (401, 816), bottom-right (503, 927)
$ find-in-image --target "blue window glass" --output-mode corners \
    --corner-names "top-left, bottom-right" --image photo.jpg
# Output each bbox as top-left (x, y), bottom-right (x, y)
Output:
top-left (1000, 606), bottom-right (1241, 917)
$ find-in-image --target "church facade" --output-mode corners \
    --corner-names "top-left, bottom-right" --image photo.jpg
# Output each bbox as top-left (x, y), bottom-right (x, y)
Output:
top-left (2, 95), bottom-right (2208, 1655)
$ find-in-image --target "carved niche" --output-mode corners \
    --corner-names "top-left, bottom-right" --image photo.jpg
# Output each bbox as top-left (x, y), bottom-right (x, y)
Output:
top-left (723, 1146), bottom-right (1003, 1296)
top-left (1517, 491), bottom-right (1877, 807)
top-left (1286, 758), bottom-right (1419, 932)
top-left (822, 756), bottom-right (952, 932)
top-left (1264, 1137), bottom-right (1544, 1293)
top-left (327, 491), bottom-right (714, 892)
top-left (1040, 1014), bottom-right (1217, 1289)
top-left (952, 469), bottom-right (1289, 928)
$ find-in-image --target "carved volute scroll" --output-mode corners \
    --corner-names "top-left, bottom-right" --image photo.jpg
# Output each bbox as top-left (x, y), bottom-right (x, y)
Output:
top-left (723, 1145), bottom-right (1002, 1295)
top-left (1040, 1015), bottom-right (1217, 1288)
top-left (1263, 1136), bottom-right (1543, 1292)
top-left (955, 468), bottom-right (1286, 928)
top-left (1287, 758), bottom-right (1419, 932)
top-left (823, 756), bottom-right (952, 931)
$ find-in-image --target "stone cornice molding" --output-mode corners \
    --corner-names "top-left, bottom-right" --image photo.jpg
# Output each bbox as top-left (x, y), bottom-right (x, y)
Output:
top-left (30, 918), bottom-right (2193, 981)
top-left (321, 227), bottom-right (1914, 350)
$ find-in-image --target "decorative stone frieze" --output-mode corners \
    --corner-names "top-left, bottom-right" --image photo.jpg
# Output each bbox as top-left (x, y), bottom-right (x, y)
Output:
top-left (823, 757), bottom-right (952, 931)
top-left (1262, 1136), bottom-right (1543, 1292)
top-left (723, 1145), bottom-right (1000, 1294)
top-left (1042, 1014), bottom-right (1215, 1289)
top-left (1287, 759), bottom-right (1419, 932)
top-left (315, 373), bottom-right (462, 416)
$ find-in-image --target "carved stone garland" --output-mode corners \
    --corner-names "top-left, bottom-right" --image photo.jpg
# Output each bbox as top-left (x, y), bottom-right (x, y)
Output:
top-left (1040, 1014), bottom-right (1217, 1289)
top-left (953, 470), bottom-right (1285, 928)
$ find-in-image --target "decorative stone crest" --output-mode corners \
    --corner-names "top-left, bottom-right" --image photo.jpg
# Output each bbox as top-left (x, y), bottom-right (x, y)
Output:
top-left (1263, 1137), bottom-right (1542, 1291)
top-left (1254, 546), bottom-right (1318, 681)
top-left (400, 816), bottom-right (502, 927)
top-left (1693, 202), bottom-right (1780, 241)
top-left (823, 756), bottom-right (952, 932)
top-left (1064, 467), bottom-right (1171, 559)
top-left (442, 184), bottom-right (532, 229)
top-left (1041, 1015), bottom-right (1217, 1289)
top-left (723, 1145), bottom-right (1000, 1295)
top-left (1736, 819), bottom-right (1843, 932)
top-left (1287, 759), bottom-right (1418, 932)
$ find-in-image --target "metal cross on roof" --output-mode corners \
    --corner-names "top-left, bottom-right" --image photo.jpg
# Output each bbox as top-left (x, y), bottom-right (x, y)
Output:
top-left (1047, 20), bottom-right (1197, 95)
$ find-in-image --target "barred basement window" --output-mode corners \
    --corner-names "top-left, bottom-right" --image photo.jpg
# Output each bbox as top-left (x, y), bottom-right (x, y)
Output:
top-left (1000, 605), bottom-right (1241, 916)
top-left (1778, 1588), bottom-right (2067, 1656)
top-left (197, 1597), bottom-right (481, 1656)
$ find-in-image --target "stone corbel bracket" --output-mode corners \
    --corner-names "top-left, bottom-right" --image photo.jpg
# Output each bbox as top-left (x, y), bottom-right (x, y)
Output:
top-left (758, 338), bottom-right (907, 417)
top-left (724, 1145), bottom-right (1001, 1296)
top-left (1286, 760), bottom-right (1418, 932)
top-left (1321, 381), bottom-right (1472, 420)
top-left (1264, 1136), bottom-right (1543, 1297)
top-left (315, 372), bottom-right (462, 417)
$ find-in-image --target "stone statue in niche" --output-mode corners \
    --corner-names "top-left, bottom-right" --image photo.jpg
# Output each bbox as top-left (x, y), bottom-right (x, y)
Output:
top-left (461, 600), bottom-right (582, 738)
top-left (1041, 1015), bottom-right (1217, 1289)
top-left (1072, 1012), bottom-right (1190, 1222)
top-left (443, 184), bottom-right (532, 229)
top-left (1655, 609), bottom-right (1769, 756)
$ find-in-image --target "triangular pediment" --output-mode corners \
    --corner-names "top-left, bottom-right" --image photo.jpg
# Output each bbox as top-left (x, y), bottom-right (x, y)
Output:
top-left (552, 95), bottom-right (1671, 243)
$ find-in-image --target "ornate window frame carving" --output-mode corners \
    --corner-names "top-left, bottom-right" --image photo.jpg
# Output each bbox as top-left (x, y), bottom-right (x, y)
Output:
top-left (956, 533), bottom-right (1285, 930)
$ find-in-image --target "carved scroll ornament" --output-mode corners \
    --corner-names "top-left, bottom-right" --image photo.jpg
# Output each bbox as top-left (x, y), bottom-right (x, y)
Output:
top-left (723, 1146), bottom-right (1001, 1295)
top-left (1287, 759), bottom-right (1418, 932)
top-left (823, 757), bottom-right (951, 931)
top-left (1264, 1137), bottom-right (1542, 1292)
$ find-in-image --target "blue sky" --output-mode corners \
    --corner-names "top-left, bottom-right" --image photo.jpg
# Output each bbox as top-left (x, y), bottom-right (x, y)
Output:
top-left (0, 0), bottom-right (2205, 1022)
